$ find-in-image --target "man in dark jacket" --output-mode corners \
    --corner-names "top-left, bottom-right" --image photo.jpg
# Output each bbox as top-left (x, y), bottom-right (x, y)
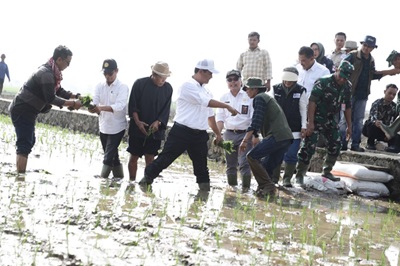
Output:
top-left (9, 45), bottom-right (82, 173)
top-left (127, 61), bottom-right (173, 181)
top-left (271, 67), bottom-right (307, 187)
top-left (342, 35), bottom-right (400, 152)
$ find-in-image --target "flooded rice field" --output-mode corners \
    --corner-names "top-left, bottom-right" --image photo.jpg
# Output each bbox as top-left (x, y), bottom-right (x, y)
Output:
top-left (0, 114), bottom-right (400, 265)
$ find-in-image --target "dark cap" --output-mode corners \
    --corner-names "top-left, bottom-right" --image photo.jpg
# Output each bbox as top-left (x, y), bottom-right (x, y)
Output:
top-left (102, 59), bottom-right (118, 74)
top-left (360, 35), bottom-right (378, 48)
top-left (338, 60), bottom-right (354, 80)
top-left (226, 69), bottom-right (241, 78)
top-left (242, 77), bottom-right (266, 92)
top-left (386, 50), bottom-right (400, 67)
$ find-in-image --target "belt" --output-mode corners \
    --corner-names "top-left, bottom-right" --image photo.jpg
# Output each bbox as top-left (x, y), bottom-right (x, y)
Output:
top-left (226, 129), bottom-right (247, 134)
top-left (174, 122), bottom-right (205, 134)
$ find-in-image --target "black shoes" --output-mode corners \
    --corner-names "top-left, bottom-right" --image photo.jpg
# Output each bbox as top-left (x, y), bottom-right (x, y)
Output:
top-left (365, 144), bottom-right (376, 150)
top-left (350, 146), bottom-right (365, 152)
top-left (385, 146), bottom-right (400, 153)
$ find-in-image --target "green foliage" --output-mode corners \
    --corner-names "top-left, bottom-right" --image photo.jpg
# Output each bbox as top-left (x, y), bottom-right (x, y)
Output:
top-left (143, 127), bottom-right (154, 147)
top-left (217, 140), bottom-right (235, 154)
top-left (79, 95), bottom-right (94, 108)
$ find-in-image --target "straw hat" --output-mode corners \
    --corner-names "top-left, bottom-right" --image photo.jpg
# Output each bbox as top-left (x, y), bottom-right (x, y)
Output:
top-left (151, 61), bottom-right (171, 77)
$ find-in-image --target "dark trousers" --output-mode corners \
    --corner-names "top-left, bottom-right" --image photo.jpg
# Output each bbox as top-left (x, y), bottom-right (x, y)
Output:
top-left (11, 112), bottom-right (36, 155)
top-left (365, 123), bottom-right (396, 146)
top-left (248, 136), bottom-right (291, 189)
top-left (145, 123), bottom-right (209, 183)
top-left (100, 130), bottom-right (125, 167)
top-left (0, 78), bottom-right (4, 95)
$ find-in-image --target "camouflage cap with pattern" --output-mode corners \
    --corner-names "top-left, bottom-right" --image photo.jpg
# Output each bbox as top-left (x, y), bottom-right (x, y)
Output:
top-left (338, 60), bottom-right (354, 80)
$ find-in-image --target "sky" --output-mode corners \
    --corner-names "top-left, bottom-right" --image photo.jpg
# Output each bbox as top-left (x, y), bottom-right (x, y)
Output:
top-left (2, 0), bottom-right (400, 109)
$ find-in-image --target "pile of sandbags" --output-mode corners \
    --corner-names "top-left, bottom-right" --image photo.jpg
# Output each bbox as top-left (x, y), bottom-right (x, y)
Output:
top-left (331, 162), bottom-right (393, 198)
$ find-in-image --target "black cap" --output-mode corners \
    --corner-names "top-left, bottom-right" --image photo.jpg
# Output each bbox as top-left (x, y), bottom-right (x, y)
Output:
top-left (226, 69), bottom-right (241, 78)
top-left (102, 59), bottom-right (118, 74)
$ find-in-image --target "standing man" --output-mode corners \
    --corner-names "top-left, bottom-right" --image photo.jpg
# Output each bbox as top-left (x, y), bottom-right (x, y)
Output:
top-left (338, 40), bottom-right (358, 150)
top-left (386, 50), bottom-right (400, 113)
top-left (0, 54), bottom-right (10, 96)
top-left (294, 61), bottom-right (354, 186)
top-left (239, 78), bottom-right (293, 197)
top-left (296, 46), bottom-right (330, 148)
top-left (342, 35), bottom-right (400, 152)
top-left (341, 40), bottom-right (358, 54)
top-left (296, 46), bottom-right (330, 99)
top-left (89, 59), bottom-right (129, 179)
top-left (139, 59), bottom-right (239, 191)
top-left (237, 31), bottom-right (273, 91)
top-left (327, 32), bottom-right (347, 69)
top-left (271, 67), bottom-right (308, 187)
top-left (8, 45), bottom-right (82, 173)
top-left (216, 70), bottom-right (254, 189)
top-left (127, 61), bottom-right (173, 181)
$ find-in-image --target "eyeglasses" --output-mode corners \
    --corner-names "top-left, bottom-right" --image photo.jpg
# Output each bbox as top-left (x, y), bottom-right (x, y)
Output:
top-left (227, 77), bottom-right (239, 82)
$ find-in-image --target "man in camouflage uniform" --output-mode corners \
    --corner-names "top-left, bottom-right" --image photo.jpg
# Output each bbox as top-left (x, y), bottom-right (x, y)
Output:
top-left (294, 60), bottom-right (354, 185)
top-left (364, 84), bottom-right (399, 152)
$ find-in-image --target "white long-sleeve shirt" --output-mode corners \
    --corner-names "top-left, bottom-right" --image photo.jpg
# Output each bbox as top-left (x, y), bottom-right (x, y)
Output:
top-left (93, 79), bottom-right (129, 134)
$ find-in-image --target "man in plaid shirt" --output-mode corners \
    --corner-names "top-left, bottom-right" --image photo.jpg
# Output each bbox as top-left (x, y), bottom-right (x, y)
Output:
top-left (237, 32), bottom-right (272, 92)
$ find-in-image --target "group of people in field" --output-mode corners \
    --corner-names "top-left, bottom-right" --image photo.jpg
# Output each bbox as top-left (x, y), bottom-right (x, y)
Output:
top-left (7, 30), bottom-right (400, 198)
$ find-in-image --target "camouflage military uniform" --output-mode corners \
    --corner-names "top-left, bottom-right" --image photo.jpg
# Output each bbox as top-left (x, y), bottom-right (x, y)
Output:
top-left (298, 75), bottom-right (352, 164)
top-left (397, 91), bottom-right (400, 114)
top-left (367, 98), bottom-right (398, 126)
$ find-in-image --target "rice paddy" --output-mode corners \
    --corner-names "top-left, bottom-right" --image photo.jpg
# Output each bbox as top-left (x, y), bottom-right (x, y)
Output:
top-left (0, 114), bottom-right (399, 266)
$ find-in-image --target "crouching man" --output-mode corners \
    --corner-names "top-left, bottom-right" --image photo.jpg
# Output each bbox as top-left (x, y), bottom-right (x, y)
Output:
top-left (239, 77), bottom-right (293, 197)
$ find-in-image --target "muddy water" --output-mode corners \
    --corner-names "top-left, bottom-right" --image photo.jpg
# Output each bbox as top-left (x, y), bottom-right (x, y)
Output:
top-left (0, 116), bottom-right (400, 266)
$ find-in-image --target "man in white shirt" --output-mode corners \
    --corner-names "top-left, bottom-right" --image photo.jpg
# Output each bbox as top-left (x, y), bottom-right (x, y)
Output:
top-left (296, 46), bottom-right (330, 148)
top-left (216, 70), bottom-right (254, 189)
top-left (296, 46), bottom-right (330, 98)
top-left (89, 59), bottom-right (129, 179)
top-left (139, 59), bottom-right (239, 191)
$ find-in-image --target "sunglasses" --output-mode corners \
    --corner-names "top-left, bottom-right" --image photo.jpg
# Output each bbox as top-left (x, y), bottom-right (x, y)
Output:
top-left (227, 76), bottom-right (239, 82)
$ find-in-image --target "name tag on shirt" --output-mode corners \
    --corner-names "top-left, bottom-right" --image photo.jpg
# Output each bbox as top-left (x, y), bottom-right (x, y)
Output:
top-left (293, 93), bottom-right (301, 99)
top-left (241, 105), bottom-right (249, 114)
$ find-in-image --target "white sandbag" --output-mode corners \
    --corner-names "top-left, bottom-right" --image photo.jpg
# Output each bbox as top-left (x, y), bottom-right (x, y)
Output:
top-left (338, 176), bottom-right (390, 197)
top-left (357, 191), bottom-right (383, 199)
top-left (333, 162), bottom-right (393, 183)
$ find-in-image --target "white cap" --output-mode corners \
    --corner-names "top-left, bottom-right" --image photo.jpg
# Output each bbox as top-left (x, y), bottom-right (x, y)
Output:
top-left (281, 67), bottom-right (299, 82)
top-left (195, 59), bottom-right (219, 74)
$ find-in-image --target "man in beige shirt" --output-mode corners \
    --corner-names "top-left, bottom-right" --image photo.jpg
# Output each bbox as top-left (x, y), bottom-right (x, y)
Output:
top-left (237, 31), bottom-right (272, 91)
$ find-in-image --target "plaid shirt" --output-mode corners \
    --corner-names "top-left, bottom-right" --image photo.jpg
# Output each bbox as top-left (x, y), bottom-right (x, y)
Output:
top-left (237, 47), bottom-right (272, 82)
